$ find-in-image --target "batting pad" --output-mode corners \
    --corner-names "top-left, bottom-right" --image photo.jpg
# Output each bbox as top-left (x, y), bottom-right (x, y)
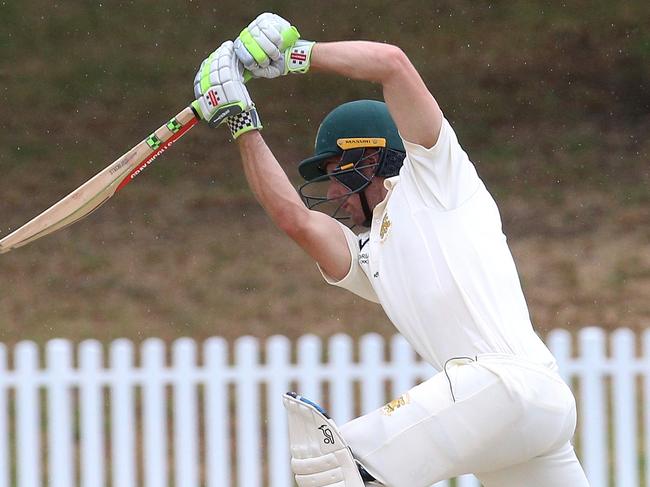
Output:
top-left (283, 392), bottom-right (365, 487)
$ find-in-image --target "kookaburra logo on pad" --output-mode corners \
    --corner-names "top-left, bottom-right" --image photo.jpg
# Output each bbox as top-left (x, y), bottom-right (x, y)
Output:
top-left (318, 424), bottom-right (335, 444)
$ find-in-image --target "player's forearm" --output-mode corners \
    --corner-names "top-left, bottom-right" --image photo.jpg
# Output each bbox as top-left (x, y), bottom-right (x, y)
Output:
top-left (311, 41), bottom-right (442, 148)
top-left (236, 131), bottom-right (309, 234)
top-left (237, 132), bottom-right (351, 281)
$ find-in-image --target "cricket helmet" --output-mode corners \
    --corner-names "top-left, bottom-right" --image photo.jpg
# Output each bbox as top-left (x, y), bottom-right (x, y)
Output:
top-left (298, 100), bottom-right (405, 181)
top-left (298, 100), bottom-right (406, 227)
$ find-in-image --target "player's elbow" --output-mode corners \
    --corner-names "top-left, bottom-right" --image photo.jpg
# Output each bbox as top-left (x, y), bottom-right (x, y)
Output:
top-left (352, 42), bottom-right (413, 83)
top-left (380, 44), bottom-right (411, 78)
top-left (274, 203), bottom-right (312, 241)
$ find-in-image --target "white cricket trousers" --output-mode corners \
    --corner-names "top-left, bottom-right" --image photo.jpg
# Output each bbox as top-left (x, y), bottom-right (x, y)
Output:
top-left (340, 354), bottom-right (590, 487)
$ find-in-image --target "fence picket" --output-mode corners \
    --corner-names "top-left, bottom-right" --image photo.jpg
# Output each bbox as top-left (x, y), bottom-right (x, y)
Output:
top-left (46, 340), bottom-right (74, 487)
top-left (204, 337), bottom-right (230, 487)
top-left (359, 334), bottom-right (384, 414)
top-left (296, 335), bottom-right (321, 402)
top-left (579, 327), bottom-right (608, 487)
top-left (390, 335), bottom-right (418, 397)
top-left (79, 340), bottom-right (105, 487)
top-left (611, 329), bottom-right (638, 487)
top-left (267, 335), bottom-right (291, 487)
top-left (235, 336), bottom-right (261, 487)
top-left (141, 339), bottom-right (167, 487)
top-left (173, 338), bottom-right (199, 487)
top-left (547, 329), bottom-right (572, 382)
top-left (329, 334), bottom-right (354, 424)
top-left (0, 344), bottom-right (7, 487)
top-left (110, 339), bottom-right (136, 487)
top-left (15, 341), bottom-right (40, 487)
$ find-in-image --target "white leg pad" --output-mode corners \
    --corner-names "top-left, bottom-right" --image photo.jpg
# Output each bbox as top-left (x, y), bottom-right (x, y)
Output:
top-left (283, 393), bottom-right (365, 487)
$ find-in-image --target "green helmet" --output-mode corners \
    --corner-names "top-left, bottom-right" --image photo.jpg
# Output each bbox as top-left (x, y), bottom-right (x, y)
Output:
top-left (298, 100), bottom-right (405, 181)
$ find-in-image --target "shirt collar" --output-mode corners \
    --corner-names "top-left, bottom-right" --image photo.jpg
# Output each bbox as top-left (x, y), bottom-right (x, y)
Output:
top-left (372, 176), bottom-right (399, 220)
top-left (384, 176), bottom-right (399, 191)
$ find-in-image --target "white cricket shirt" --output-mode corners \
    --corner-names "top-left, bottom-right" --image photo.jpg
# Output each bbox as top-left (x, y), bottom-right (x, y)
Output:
top-left (320, 118), bottom-right (556, 371)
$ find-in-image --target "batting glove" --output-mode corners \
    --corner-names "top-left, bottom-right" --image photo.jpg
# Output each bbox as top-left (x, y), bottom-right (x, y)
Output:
top-left (192, 41), bottom-right (262, 139)
top-left (234, 13), bottom-right (299, 70)
top-left (234, 13), bottom-right (314, 79)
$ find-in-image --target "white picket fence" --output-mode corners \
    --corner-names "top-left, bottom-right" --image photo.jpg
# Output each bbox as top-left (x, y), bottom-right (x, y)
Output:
top-left (0, 327), bottom-right (648, 487)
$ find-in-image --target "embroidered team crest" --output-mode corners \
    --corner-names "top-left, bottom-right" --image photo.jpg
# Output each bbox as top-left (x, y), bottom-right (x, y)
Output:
top-left (382, 393), bottom-right (410, 416)
top-left (379, 213), bottom-right (392, 241)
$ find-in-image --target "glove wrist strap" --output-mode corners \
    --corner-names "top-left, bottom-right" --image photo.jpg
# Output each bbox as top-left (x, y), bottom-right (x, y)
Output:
top-left (227, 107), bottom-right (263, 139)
top-left (286, 40), bottom-right (315, 74)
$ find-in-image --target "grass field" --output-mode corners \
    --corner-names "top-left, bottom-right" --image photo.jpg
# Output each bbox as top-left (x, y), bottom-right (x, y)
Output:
top-left (0, 1), bottom-right (648, 345)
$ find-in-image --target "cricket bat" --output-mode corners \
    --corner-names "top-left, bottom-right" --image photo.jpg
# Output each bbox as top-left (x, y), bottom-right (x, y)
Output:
top-left (0, 105), bottom-right (199, 254)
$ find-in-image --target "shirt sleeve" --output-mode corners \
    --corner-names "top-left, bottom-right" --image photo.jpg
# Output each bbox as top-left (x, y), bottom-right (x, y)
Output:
top-left (399, 118), bottom-right (481, 210)
top-left (317, 222), bottom-right (380, 303)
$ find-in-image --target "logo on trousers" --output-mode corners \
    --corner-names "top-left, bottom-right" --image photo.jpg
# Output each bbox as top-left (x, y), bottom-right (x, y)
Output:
top-left (381, 393), bottom-right (410, 416)
top-left (318, 425), bottom-right (335, 444)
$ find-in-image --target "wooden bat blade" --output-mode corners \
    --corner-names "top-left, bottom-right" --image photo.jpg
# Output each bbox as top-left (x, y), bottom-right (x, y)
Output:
top-left (0, 105), bottom-right (198, 254)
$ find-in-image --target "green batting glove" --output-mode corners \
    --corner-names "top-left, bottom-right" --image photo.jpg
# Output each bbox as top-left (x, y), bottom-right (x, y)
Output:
top-left (234, 13), bottom-right (301, 78)
top-left (192, 41), bottom-right (262, 139)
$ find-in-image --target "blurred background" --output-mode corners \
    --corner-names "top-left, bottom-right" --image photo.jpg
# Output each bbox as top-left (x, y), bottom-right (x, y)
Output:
top-left (0, 0), bottom-right (648, 345)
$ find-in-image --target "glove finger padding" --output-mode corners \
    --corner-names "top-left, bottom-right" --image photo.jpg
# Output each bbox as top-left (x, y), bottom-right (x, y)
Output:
top-left (257, 20), bottom-right (286, 60)
top-left (193, 41), bottom-right (254, 125)
top-left (250, 25), bottom-right (281, 64)
top-left (242, 57), bottom-right (286, 80)
top-left (283, 392), bottom-right (365, 487)
top-left (233, 39), bottom-right (257, 71)
top-left (193, 41), bottom-right (262, 138)
top-left (235, 12), bottom-right (300, 72)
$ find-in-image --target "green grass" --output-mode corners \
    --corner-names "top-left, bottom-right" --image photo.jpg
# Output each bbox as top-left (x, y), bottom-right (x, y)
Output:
top-left (0, 1), bottom-right (648, 344)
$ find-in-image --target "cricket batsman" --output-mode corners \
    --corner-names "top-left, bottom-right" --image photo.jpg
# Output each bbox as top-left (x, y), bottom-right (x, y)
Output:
top-left (192, 13), bottom-right (590, 487)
